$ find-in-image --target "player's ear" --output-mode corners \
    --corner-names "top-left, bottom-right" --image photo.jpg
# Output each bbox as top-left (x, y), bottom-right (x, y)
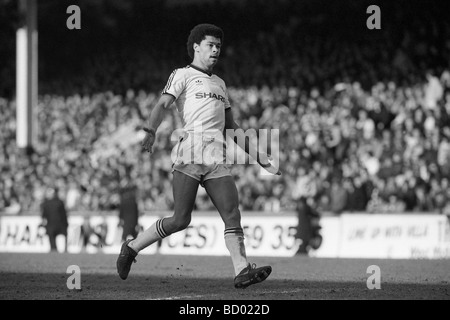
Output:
top-left (193, 43), bottom-right (200, 53)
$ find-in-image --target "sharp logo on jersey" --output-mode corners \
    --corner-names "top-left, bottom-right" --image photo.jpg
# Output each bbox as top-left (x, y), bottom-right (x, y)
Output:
top-left (195, 92), bottom-right (225, 102)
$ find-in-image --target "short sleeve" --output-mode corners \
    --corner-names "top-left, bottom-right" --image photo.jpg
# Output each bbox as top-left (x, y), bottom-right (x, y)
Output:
top-left (162, 69), bottom-right (185, 102)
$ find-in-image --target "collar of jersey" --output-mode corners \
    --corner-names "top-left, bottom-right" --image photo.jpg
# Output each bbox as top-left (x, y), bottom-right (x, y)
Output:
top-left (189, 64), bottom-right (213, 77)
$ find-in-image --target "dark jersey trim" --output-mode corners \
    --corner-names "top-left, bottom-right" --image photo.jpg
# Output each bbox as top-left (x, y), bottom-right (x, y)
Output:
top-left (162, 92), bottom-right (177, 100)
top-left (189, 64), bottom-right (212, 76)
top-left (163, 69), bottom-right (177, 93)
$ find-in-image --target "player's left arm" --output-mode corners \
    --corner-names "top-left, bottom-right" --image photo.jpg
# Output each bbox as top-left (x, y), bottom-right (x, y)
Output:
top-left (224, 108), bottom-right (281, 175)
top-left (224, 108), bottom-right (253, 150)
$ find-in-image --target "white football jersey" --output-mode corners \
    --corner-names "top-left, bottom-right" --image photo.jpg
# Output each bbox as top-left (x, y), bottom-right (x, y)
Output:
top-left (162, 64), bottom-right (231, 134)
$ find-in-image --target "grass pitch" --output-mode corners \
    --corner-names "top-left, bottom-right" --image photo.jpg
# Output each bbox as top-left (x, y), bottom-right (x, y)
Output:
top-left (0, 252), bottom-right (449, 300)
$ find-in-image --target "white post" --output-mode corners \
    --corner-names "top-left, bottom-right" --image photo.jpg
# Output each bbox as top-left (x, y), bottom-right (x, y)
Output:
top-left (16, 0), bottom-right (38, 151)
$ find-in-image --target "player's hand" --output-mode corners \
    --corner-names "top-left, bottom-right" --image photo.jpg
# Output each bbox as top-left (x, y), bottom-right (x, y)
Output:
top-left (257, 152), bottom-right (281, 175)
top-left (141, 127), bottom-right (156, 153)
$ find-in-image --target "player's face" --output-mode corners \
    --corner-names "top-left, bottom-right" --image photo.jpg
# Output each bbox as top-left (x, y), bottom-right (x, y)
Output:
top-left (194, 35), bottom-right (221, 70)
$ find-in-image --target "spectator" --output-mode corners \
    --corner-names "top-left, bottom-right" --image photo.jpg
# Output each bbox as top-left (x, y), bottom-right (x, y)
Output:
top-left (41, 187), bottom-right (68, 252)
top-left (295, 198), bottom-right (322, 255)
top-left (329, 180), bottom-right (348, 214)
top-left (118, 185), bottom-right (140, 241)
top-left (347, 176), bottom-right (369, 212)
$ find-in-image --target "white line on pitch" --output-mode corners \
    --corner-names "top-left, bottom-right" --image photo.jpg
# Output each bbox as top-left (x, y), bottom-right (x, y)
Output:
top-left (147, 294), bottom-right (221, 300)
top-left (146, 288), bottom-right (304, 300)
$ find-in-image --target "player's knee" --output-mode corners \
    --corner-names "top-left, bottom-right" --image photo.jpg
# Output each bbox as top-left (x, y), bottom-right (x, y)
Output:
top-left (170, 215), bottom-right (191, 233)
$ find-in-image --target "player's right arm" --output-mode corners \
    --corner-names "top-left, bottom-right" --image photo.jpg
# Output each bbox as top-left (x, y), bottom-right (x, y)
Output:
top-left (141, 93), bottom-right (175, 153)
top-left (142, 68), bottom-right (185, 153)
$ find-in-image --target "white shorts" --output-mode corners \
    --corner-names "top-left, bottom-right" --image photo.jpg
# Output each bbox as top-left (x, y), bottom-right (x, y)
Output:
top-left (172, 162), bottom-right (232, 187)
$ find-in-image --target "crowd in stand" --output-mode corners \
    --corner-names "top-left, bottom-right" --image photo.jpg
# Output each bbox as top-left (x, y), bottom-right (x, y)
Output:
top-left (1, 0), bottom-right (450, 215)
top-left (2, 73), bottom-right (449, 215)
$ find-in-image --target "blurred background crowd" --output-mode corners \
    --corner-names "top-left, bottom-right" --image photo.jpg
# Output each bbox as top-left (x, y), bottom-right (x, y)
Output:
top-left (1, 0), bottom-right (449, 215)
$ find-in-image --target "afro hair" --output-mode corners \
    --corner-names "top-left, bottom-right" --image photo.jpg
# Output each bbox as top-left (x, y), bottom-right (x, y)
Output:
top-left (186, 24), bottom-right (224, 59)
